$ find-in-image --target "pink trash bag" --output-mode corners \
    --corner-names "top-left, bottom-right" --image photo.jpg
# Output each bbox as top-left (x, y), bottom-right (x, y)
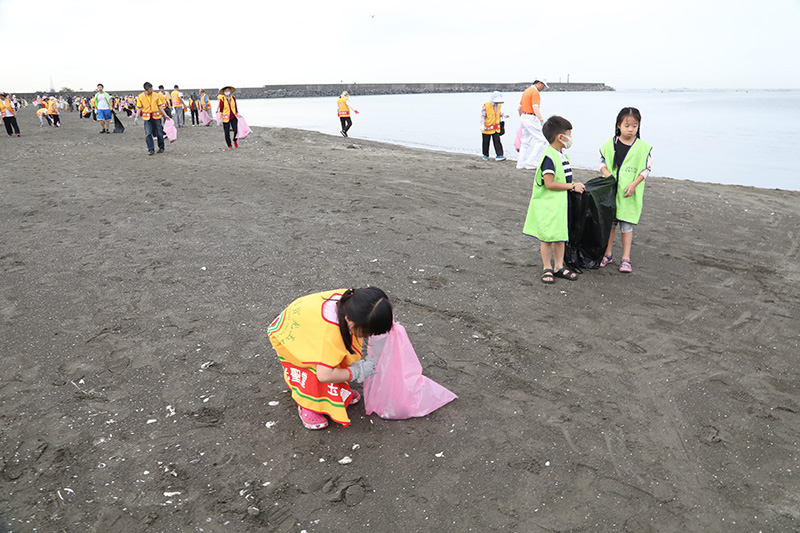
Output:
top-left (363, 322), bottom-right (457, 420)
top-left (199, 110), bottom-right (213, 126)
top-left (237, 114), bottom-right (252, 139)
top-left (163, 118), bottom-right (177, 143)
top-left (514, 126), bottom-right (523, 152)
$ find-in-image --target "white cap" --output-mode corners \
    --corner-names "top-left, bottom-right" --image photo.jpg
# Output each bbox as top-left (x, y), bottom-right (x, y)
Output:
top-left (534, 78), bottom-right (549, 88)
top-left (491, 91), bottom-right (504, 104)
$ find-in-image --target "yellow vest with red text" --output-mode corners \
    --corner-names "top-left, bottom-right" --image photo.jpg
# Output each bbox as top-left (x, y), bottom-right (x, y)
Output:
top-left (337, 97), bottom-right (350, 117)
top-left (136, 92), bottom-right (165, 120)
top-left (170, 90), bottom-right (184, 108)
top-left (483, 102), bottom-right (501, 134)
top-left (218, 95), bottom-right (238, 123)
top-left (48, 101), bottom-right (59, 114)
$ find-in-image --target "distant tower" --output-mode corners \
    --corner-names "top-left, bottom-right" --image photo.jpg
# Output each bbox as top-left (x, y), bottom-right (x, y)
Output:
top-left (49, 75), bottom-right (55, 92)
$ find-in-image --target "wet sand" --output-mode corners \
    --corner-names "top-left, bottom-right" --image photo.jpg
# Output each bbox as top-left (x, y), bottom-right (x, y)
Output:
top-left (1, 109), bottom-right (799, 532)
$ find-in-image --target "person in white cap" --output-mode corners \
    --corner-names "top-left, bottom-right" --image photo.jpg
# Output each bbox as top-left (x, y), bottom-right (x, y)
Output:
top-left (516, 78), bottom-right (549, 170)
top-left (337, 91), bottom-right (359, 137)
top-left (480, 91), bottom-right (509, 161)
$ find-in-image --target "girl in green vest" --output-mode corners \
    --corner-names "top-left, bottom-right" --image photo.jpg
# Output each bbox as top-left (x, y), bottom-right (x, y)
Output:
top-left (598, 108), bottom-right (653, 273)
top-left (522, 116), bottom-right (586, 284)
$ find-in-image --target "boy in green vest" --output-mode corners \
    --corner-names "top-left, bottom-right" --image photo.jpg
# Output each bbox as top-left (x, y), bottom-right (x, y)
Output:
top-left (522, 116), bottom-right (586, 284)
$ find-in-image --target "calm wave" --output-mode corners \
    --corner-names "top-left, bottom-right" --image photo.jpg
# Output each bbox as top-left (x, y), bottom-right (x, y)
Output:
top-left (240, 90), bottom-right (800, 191)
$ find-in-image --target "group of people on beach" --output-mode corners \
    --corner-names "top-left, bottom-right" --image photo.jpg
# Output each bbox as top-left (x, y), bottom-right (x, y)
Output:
top-left (3, 79), bottom-right (653, 433)
top-left (480, 79), bottom-right (653, 282)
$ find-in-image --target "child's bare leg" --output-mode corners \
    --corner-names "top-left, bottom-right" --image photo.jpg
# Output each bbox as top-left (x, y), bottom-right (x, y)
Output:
top-left (605, 226), bottom-right (616, 257)
top-left (553, 241), bottom-right (566, 270)
top-left (540, 242), bottom-right (553, 270)
top-left (621, 230), bottom-right (633, 261)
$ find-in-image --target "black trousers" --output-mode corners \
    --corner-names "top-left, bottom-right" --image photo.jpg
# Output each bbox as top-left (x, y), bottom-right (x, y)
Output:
top-left (3, 116), bottom-right (20, 135)
top-left (340, 116), bottom-right (352, 133)
top-left (223, 117), bottom-right (239, 147)
top-left (190, 109), bottom-right (199, 125)
top-left (482, 132), bottom-right (504, 157)
top-left (50, 114), bottom-right (61, 127)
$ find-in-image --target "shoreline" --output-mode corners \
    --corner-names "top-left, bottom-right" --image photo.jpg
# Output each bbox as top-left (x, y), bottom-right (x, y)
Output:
top-left (2, 111), bottom-right (799, 532)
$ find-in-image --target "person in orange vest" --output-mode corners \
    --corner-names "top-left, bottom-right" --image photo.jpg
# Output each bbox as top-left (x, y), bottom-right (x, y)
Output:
top-left (337, 91), bottom-right (359, 137)
top-left (47, 97), bottom-right (61, 127)
top-left (198, 89), bottom-right (213, 119)
top-left (170, 84), bottom-right (186, 128)
top-left (481, 91), bottom-right (509, 161)
top-left (135, 82), bottom-right (168, 156)
top-left (217, 85), bottom-right (240, 149)
top-left (0, 92), bottom-right (21, 136)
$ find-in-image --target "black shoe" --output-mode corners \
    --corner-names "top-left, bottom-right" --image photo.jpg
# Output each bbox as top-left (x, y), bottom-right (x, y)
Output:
top-left (148, 150), bottom-right (155, 155)
top-left (100, 130), bottom-right (105, 134)
top-left (157, 148), bottom-right (164, 153)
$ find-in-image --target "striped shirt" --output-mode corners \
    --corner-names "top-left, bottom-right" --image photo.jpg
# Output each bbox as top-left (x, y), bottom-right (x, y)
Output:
top-left (541, 152), bottom-right (573, 183)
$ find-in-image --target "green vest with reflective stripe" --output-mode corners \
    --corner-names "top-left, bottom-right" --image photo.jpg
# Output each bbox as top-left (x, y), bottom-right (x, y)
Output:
top-left (600, 137), bottom-right (652, 224)
top-left (522, 145), bottom-right (569, 242)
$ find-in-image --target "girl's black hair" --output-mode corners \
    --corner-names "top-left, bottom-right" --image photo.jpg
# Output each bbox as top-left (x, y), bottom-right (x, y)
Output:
top-left (333, 287), bottom-right (393, 354)
top-left (615, 107), bottom-right (642, 139)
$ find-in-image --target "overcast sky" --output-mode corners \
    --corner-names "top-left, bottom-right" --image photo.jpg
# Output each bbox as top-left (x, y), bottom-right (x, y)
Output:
top-left (2, 0), bottom-right (798, 93)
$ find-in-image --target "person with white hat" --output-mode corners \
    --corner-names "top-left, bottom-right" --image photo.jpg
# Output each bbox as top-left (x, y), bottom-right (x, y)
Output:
top-left (480, 91), bottom-right (509, 161)
top-left (337, 91), bottom-right (359, 137)
top-left (516, 78), bottom-right (549, 170)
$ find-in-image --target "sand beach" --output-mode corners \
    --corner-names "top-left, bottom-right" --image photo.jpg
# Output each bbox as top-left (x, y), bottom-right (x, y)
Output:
top-left (1, 109), bottom-right (799, 532)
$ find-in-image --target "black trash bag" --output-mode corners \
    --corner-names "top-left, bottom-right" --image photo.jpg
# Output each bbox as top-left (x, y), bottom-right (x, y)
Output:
top-left (565, 176), bottom-right (617, 269)
top-left (112, 111), bottom-right (125, 133)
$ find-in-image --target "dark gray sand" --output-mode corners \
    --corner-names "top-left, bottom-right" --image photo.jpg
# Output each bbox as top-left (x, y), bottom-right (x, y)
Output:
top-left (1, 109), bottom-right (799, 532)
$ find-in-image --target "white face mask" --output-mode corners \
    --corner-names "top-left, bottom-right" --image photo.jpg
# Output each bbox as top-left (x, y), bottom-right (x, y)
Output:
top-left (561, 134), bottom-right (573, 150)
top-left (224, 91), bottom-right (231, 96)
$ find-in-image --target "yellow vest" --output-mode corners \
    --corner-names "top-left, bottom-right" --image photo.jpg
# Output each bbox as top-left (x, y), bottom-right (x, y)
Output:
top-left (218, 95), bottom-right (238, 122)
top-left (1, 99), bottom-right (14, 116)
top-left (337, 96), bottom-right (350, 117)
top-left (136, 92), bottom-right (165, 120)
top-left (170, 89), bottom-right (183, 108)
top-left (160, 91), bottom-right (171, 108)
top-left (48, 101), bottom-right (59, 114)
top-left (483, 102), bottom-right (501, 134)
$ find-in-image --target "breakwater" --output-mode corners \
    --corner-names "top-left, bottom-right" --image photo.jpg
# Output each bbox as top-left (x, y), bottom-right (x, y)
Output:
top-left (232, 82), bottom-right (613, 99)
top-left (15, 82), bottom-right (612, 101)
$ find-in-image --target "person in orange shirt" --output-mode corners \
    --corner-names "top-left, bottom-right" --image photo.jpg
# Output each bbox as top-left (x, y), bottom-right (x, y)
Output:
top-left (516, 78), bottom-right (549, 170)
top-left (47, 97), bottom-right (61, 127)
top-left (135, 82), bottom-right (168, 155)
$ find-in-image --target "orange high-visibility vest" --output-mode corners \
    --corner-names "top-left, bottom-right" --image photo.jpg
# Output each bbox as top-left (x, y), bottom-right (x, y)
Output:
top-left (483, 102), bottom-right (501, 134)
top-left (0, 99), bottom-right (15, 116)
top-left (136, 91), bottom-right (165, 120)
top-left (337, 96), bottom-right (350, 117)
top-left (218, 95), bottom-right (238, 123)
top-left (171, 89), bottom-right (184, 108)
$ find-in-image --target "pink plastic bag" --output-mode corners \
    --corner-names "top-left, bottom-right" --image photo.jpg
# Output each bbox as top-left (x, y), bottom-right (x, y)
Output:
top-left (199, 110), bottom-right (213, 126)
top-left (363, 323), bottom-right (457, 419)
top-left (216, 113), bottom-right (222, 126)
top-left (163, 118), bottom-right (177, 143)
top-left (237, 114), bottom-right (252, 139)
top-left (514, 126), bottom-right (523, 152)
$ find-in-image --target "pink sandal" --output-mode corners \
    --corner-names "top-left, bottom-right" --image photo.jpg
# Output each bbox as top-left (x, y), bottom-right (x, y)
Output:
top-left (349, 389), bottom-right (361, 405)
top-left (619, 259), bottom-right (632, 273)
top-left (600, 254), bottom-right (613, 267)
top-left (298, 406), bottom-right (328, 430)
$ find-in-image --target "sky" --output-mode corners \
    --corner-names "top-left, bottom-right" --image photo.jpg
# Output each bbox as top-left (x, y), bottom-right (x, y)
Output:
top-left (2, 0), bottom-right (799, 93)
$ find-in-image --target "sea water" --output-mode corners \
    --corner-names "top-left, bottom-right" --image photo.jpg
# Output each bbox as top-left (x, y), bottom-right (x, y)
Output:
top-left (241, 90), bottom-right (800, 191)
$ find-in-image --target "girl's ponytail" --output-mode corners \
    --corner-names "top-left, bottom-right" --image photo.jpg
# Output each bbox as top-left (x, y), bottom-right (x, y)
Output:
top-left (334, 287), bottom-right (393, 354)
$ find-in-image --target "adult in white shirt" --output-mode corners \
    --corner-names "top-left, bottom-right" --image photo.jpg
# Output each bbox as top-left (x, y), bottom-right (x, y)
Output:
top-left (94, 84), bottom-right (113, 134)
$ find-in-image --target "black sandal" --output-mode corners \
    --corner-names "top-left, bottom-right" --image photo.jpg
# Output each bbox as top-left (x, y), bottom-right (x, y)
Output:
top-left (554, 267), bottom-right (578, 281)
top-left (541, 268), bottom-right (555, 284)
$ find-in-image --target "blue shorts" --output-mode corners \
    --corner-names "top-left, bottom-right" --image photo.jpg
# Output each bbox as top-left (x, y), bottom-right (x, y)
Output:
top-left (97, 109), bottom-right (112, 121)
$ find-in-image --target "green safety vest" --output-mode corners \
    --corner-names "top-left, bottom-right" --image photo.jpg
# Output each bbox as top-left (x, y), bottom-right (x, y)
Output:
top-left (93, 92), bottom-right (112, 109)
top-left (600, 137), bottom-right (652, 225)
top-left (522, 145), bottom-right (569, 243)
